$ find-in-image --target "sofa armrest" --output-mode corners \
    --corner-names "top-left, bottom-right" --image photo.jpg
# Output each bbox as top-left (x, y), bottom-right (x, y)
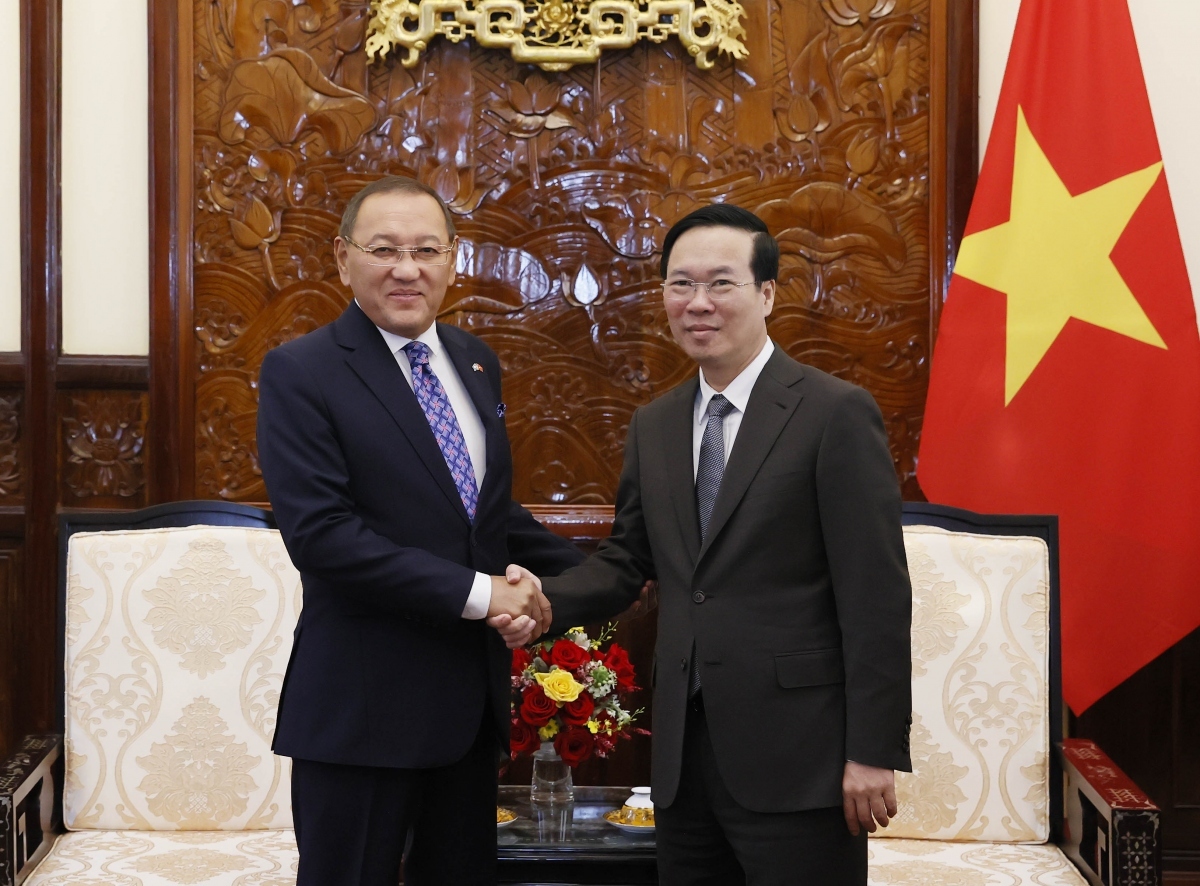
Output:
top-left (0, 735), bottom-right (62, 886)
top-left (1059, 738), bottom-right (1160, 886)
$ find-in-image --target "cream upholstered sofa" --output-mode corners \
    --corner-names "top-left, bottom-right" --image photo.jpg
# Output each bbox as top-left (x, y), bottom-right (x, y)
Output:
top-left (1, 502), bottom-right (1161, 886)
top-left (870, 505), bottom-right (1160, 886)
top-left (3, 502), bottom-right (300, 885)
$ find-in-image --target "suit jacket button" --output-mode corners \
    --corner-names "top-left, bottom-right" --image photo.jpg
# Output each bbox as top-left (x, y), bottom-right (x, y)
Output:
top-left (692, 590), bottom-right (705, 603)
top-left (681, 658), bottom-right (687, 671)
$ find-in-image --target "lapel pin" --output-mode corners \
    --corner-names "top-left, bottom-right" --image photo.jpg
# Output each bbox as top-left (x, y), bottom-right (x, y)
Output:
top-left (472, 363), bottom-right (484, 373)
top-left (496, 402), bottom-right (506, 418)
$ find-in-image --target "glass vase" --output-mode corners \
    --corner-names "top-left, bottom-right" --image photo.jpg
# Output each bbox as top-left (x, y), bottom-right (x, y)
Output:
top-left (530, 740), bottom-right (573, 803)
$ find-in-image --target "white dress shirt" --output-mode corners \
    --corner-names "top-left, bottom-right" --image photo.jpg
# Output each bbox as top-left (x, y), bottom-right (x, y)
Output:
top-left (365, 308), bottom-right (493, 620)
top-left (693, 339), bottom-right (776, 477)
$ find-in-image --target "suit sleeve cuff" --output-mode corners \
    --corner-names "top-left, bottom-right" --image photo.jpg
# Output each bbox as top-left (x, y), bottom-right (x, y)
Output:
top-left (461, 572), bottom-right (492, 620)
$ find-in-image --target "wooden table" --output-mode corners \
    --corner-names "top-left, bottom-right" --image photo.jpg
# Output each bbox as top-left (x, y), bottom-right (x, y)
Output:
top-left (496, 786), bottom-right (657, 885)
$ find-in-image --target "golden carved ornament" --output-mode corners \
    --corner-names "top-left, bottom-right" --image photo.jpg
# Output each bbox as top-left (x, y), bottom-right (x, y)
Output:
top-left (365, 0), bottom-right (749, 72)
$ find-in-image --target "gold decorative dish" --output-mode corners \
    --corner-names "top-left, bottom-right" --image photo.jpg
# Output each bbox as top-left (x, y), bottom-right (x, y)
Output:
top-left (496, 807), bottom-right (518, 828)
top-left (603, 807), bottom-right (655, 832)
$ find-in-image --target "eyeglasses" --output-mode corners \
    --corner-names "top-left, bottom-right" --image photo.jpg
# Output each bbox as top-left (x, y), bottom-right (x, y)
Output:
top-left (662, 279), bottom-right (757, 304)
top-left (343, 236), bottom-right (457, 266)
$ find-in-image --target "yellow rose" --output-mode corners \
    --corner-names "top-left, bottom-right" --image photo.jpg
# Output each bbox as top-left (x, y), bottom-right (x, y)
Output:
top-left (538, 721), bottom-right (560, 741)
top-left (535, 668), bottom-right (585, 703)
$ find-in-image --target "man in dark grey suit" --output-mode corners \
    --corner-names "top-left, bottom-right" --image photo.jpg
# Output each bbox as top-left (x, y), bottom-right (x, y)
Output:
top-left (525, 205), bottom-right (913, 884)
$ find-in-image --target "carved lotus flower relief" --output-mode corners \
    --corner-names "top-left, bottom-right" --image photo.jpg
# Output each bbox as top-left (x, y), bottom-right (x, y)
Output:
top-left (143, 536), bottom-right (265, 678)
top-left (136, 697), bottom-right (260, 827)
top-left (536, 0), bottom-right (576, 34)
top-left (823, 0), bottom-right (898, 27)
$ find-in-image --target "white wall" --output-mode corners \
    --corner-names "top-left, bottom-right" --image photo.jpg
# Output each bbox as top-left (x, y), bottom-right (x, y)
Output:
top-left (60, 0), bottom-right (149, 355)
top-left (0, 0), bottom-right (20, 352)
top-left (979, 0), bottom-right (1200, 323)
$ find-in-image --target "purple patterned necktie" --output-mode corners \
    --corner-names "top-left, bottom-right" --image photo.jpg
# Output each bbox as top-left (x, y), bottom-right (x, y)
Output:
top-left (403, 341), bottom-right (479, 520)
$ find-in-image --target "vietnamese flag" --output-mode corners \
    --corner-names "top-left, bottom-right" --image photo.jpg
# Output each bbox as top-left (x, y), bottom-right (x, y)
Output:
top-left (919, 0), bottom-right (1200, 713)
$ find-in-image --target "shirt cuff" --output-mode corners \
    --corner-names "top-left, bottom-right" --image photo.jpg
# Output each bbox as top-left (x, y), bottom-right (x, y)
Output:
top-left (461, 571), bottom-right (493, 620)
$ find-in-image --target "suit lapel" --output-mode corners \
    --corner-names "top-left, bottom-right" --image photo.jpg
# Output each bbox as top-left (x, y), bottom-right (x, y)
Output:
top-left (336, 304), bottom-right (471, 526)
top-left (660, 378), bottom-right (702, 565)
top-left (439, 326), bottom-right (501, 499)
top-left (698, 350), bottom-right (805, 562)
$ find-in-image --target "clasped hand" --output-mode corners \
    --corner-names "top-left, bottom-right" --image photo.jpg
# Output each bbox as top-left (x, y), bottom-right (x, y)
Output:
top-left (486, 566), bottom-right (550, 649)
top-left (486, 569), bottom-right (659, 648)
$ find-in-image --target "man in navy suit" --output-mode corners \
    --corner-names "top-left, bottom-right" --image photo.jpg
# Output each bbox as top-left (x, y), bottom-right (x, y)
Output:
top-left (257, 176), bottom-right (584, 886)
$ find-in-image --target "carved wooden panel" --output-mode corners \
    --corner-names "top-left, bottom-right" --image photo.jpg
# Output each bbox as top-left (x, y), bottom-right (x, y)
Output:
top-left (58, 391), bottom-right (148, 507)
top-left (0, 391), bottom-right (20, 503)
top-left (192, 0), bottom-right (933, 502)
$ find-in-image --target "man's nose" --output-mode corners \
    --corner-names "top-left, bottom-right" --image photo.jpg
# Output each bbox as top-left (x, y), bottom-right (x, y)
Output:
top-left (687, 288), bottom-right (717, 311)
top-left (388, 255), bottom-right (422, 279)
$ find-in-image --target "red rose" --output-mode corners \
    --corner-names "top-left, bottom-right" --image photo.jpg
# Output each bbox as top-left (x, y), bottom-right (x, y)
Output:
top-left (549, 639), bottom-right (590, 671)
top-left (519, 685), bottom-right (558, 727)
top-left (512, 647), bottom-right (533, 677)
top-left (510, 718), bottom-right (541, 756)
top-left (554, 725), bottom-right (595, 767)
top-left (562, 692), bottom-right (595, 726)
top-left (604, 644), bottom-right (638, 690)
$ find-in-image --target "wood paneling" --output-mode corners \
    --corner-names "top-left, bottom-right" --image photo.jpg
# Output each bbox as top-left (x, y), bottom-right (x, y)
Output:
top-left (58, 390), bottom-right (148, 508)
top-left (186, 0), bottom-right (942, 505)
top-left (56, 355), bottom-right (149, 389)
top-left (0, 389), bottom-right (20, 503)
top-left (17, 0), bottom-right (61, 745)
top-left (1074, 627), bottom-right (1200, 871)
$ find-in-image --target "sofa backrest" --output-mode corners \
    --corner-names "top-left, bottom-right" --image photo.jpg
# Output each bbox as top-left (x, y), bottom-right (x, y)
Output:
top-left (62, 525), bottom-right (301, 831)
top-left (880, 523), bottom-right (1053, 843)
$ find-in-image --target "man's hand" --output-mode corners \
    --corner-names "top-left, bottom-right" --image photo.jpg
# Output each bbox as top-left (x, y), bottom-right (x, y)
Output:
top-left (486, 565), bottom-right (552, 648)
top-left (486, 613), bottom-right (539, 649)
top-left (842, 761), bottom-right (897, 836)
top-left (617, 579), bottom-right (658, 621)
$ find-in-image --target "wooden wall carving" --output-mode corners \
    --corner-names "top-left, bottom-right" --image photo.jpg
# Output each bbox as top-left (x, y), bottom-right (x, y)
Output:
top-left (191, 0), bottom-right (935, 503)
top-left (59, 391), bottom-right (148, 507)
top-left (0, 393), bottom-right (20, 501)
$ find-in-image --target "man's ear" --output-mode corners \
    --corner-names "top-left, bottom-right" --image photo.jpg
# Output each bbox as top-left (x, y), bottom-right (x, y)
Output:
top-left (334, 237), bottom-right (351, 286)
top-left (760, 279), bottom-right (776, 317)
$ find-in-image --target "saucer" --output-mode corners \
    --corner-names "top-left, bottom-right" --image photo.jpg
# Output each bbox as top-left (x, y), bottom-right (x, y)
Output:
top-left (496, 807), bottom-right (518, 828)
top-left (603, 809), bottom-right (655, 833)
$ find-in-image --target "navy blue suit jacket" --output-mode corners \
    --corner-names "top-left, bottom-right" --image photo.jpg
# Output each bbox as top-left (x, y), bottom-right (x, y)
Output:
top-left (258, 301), bottom-right (583, 768)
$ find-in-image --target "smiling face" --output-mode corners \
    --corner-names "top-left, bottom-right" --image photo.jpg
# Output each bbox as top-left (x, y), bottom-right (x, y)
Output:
top-left (663, 225), bottom-right (775, 389)
top-left (335, 190), bottom-right (456, 339)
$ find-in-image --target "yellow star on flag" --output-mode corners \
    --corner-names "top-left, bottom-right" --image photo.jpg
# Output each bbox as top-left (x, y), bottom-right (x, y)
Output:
top-left (953, 106), bottom-right (1167, 404)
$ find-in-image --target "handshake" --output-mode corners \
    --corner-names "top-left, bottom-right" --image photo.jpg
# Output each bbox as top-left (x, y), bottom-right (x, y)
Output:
top-left (484, 567), bottom-right (658, 649)
top-left (485, 565), bottom-right (551, 649)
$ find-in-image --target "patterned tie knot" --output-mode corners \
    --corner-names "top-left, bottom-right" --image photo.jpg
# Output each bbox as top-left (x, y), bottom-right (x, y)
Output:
top-left (403, 341), bottom-right (432, 369)
top-left (707, 394), bottom-right (735, 420)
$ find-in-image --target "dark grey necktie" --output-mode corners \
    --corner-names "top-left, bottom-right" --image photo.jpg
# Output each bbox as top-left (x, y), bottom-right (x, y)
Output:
top-left (691, 393), bottom-right (735, 698)
top-left (696, 394), bottom-right (735, 543)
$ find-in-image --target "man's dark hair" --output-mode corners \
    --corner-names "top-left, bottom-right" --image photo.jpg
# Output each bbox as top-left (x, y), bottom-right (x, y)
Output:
top-left (660, 204), bottom-right (779, 284)
top-left (339, 176), bottom-right (457, 241)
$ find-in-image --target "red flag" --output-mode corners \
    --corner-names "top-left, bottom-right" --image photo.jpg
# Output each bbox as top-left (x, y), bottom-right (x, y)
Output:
top-left (919, 0), bottom-right (1200, 712)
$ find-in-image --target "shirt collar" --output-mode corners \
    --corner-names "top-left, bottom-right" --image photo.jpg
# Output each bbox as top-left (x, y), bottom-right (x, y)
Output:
top-left (359, 302), bottom-right (442, 358)
top-left (696, 339), bottom-right (775, 423)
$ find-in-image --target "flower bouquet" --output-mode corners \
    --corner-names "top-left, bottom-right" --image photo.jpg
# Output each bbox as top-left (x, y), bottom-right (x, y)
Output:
top-left (510, 625), bottom-right (648, 769)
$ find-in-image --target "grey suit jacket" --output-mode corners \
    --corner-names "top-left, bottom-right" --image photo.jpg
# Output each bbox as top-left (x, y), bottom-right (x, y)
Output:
top-left (542, 347), bottom-right (912, 813)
